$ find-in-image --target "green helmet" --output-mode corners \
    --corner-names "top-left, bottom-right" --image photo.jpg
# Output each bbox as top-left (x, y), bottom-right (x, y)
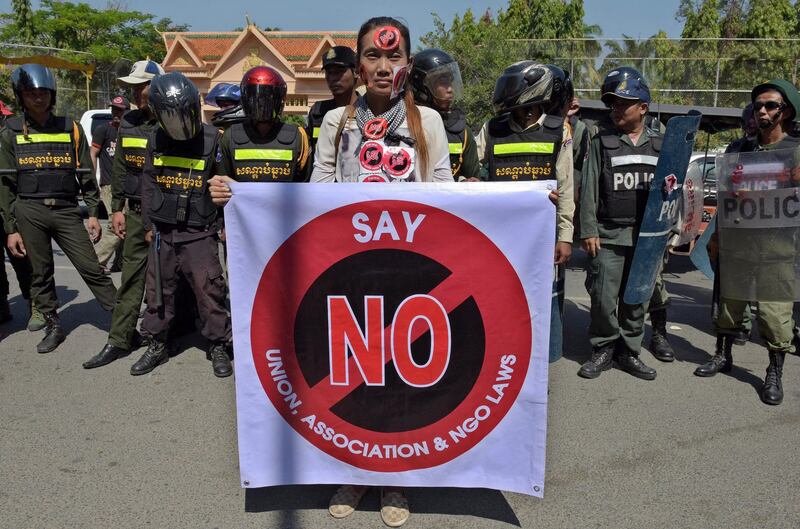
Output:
top-left (751, 79), bottom-right (800, 122)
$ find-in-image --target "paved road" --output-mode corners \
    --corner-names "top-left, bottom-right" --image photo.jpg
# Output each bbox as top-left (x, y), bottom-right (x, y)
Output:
top-left (2, 246), bottom-right (799, 529)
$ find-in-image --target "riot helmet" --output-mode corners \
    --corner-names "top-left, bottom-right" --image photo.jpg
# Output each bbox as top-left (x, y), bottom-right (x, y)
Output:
top-left (241, 66), bottom-right (286, 123)
top-left (211, 104), bottom-right (246, 129)
top-left (149, 72), bottom-right (202, 141)
top-left (751, 79), bottom-right (800, 124)
top-left (11, 64), bottom-right (57, 110)
top-left (492, 61), bottom-right (553, 114)
top-left (544, 64), bottom-right (573, 117)
top-left (205, 83), bottom-right (241, 109)
top-left (409, 49), bottom-right (464, 107)
top-left (600, 67), bottom-right (651, 106)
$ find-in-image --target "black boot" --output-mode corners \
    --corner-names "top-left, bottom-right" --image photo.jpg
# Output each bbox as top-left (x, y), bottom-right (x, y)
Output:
top-left (37, 312), bottom-right (66, 353)
top-left (694, 335), bottom-right (733, 377)
top-left (615, 350), bottom-right (657, 380)
top-left (760, 350), bottom-right (785, 405)
top-left (648, 309), bottom-right (675, 362)
top-left (130, 339), bottom-right (169, 376)
top-left (577, 344), bottom-right (615, 379)
top-left (207, 342), bottom-right (233, 378)
top-left (83, 344), bottom-right (129, 369)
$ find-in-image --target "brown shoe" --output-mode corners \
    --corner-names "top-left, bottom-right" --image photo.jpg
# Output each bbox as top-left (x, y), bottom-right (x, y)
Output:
top-left (380, 488), bottom-right (409, 527)
top-left (328, 485), bottom-right (368, 519)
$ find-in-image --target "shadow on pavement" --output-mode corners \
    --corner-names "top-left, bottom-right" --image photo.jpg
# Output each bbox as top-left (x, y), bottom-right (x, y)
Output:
top-left (244, 485), bottom-right (522, 526)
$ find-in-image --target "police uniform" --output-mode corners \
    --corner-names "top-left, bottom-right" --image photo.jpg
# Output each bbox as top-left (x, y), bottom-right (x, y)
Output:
top-left (442, 108), bottom-right (480, 180)
top-left (221, 120), bottom-right (309, 182)
top-left (580, 125), bottom-right (662, 360)
top-left (140, 123), bottom-right (230, 348)
top-left (476, 112), bottom-right (575, 361)
top-left (105, 109), bottom-right (158, 351)
top-left (0, 114), bottom-right (116, 318)
top-left (307, 98), bottom-right (338, 169)
top-left (714, 134), bottom-right (799, 350)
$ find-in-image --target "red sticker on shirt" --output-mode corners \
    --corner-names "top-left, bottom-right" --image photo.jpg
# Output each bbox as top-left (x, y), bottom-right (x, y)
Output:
top-left (374, 26), bottom-right (400, 51)
top-left (359, 142), bottom-right (385, 171)
top-left (383, 148), bottom-right (412, 177)
top-left (361, 174), bottom-right (388, 183)
top-left (363, 118), bottom-right (389, 140)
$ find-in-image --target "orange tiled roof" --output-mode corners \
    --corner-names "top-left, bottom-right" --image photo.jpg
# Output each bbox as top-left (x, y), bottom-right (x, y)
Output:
top-left (163, 29), bottom-right (357, 67)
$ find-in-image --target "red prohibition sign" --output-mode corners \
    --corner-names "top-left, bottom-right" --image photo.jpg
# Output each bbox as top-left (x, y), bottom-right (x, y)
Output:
top-left (363, 118), bottom-right (389, 140)
top-left (359, 141), bottom-right (385, 171)
top-left (361, 174), bottom-right (387, 182)
top-left (374, 26), bottom-right (400, 51)
top-left (250, 200), bottom-right (532, 472)
top-left (383, 148), bottom-right (412, 177)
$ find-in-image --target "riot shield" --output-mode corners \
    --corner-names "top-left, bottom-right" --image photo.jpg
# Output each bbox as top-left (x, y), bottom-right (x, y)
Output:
top-left (674, 159), bottom-right (705, 247)
top-left (716, 147), bottom-right (800, 302)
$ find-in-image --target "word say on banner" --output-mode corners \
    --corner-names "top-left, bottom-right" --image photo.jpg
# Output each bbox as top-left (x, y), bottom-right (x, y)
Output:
top-left (249, 199), bottom-right (532, 472)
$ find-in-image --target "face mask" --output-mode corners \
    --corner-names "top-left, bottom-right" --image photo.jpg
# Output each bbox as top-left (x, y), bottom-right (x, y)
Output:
top-left (391, 64), bottom-right (409, 99)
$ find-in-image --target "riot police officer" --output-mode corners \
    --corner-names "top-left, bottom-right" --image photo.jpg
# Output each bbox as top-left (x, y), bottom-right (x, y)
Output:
top-left (697, 79), bottom-right (800, 406)
top-left (209, 66), bottom-right (310, 206)
top-left (476, 61), bottom-right (574, 262)
top-left (132, 72), bottom-right (232, 377)
top-left (578, 67), bottom-right (660, 380)
top-left (306, 46), bottom-right (358, 170)
top-left (83, 59), bottom-right (166, 369)
top-left (475, 61), bottom-right (574, 361)
top-left (206, 83), bottom-right (244, 131)
top-left (0, 64), bottom-right (116, 353)
top-left (410, 49), bottom-right (480, 181)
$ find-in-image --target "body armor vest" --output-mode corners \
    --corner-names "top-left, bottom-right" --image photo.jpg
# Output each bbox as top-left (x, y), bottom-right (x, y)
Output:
top-left (443, 108), bottom-right (467, 179)
top-left (307, 99), bottom-right (337, 147)
top-left (486, 114), bottom-right (562, 181)
top-left (148, 124), bottom-right (218, 228)
top-left (229, 122), bottom-right (300, 182)
top-left (118, 111), bottom-right (151, 200)
top-left (6, 116), bottom-right (79, 201)
top-left (598, 130), bottom-right (663, 225)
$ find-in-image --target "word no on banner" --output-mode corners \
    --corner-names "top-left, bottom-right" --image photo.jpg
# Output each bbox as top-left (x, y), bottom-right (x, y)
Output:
top-left (226, 182), bottom-right (555, 496)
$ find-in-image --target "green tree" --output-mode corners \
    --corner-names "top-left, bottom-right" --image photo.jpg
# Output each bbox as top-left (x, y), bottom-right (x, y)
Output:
top-left (11, 0), bottom-right (35, 44)
top-left (422, 0), bottom-right (595, 130)
top-left (0, 1), bottom-right (188, 115)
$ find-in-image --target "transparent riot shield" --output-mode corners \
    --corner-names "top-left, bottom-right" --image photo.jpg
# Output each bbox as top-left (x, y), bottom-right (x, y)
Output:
top-left (716, 147), bottom-right (800, 302)
top-left (674, 159), bottom-right (705, 247)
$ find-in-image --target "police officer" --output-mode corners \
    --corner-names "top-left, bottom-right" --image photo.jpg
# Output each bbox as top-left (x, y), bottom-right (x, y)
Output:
top-left (306, 46), bottom-right (358, 171)
top-left (91, 95), bottom-right (130, 273)
top-left (476, 62), bottom-right (574, 263)
top-left (578, 67), bottom-right (660, 380)
top-left (206, 83), bottom-right (244, 131)
top-left (475, 61), bottom-right (574, 361)
top-left (0, 220), bottom-right (33, 324)
top-left (697, 79), bottom-right (800, 406)
top-left (209, 66), bottom-right (310, 207)
top-left (410, 49), bottom-right (480, 181)
top-left (132, 72), bottom-right (232, 377)
top-left (83, 59), bottom-right (166, 369)
top-left (0, 64), bottom-right (116, 353)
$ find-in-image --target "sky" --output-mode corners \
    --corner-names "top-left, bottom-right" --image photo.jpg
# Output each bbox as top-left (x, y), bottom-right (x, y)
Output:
top-left (1, 1), bottom-right (686, 42)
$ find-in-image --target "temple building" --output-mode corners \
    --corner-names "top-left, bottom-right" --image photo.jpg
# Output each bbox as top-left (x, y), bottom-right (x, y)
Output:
top-left (160, 25), bottom-right (357, 121)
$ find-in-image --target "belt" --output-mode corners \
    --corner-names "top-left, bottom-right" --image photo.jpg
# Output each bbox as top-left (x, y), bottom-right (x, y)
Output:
top-left (19, 197), bottom-right (78, 208)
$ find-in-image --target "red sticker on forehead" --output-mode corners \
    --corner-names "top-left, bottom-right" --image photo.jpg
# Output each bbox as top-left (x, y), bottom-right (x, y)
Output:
top-left (374, 26), bottom-right (401, 51)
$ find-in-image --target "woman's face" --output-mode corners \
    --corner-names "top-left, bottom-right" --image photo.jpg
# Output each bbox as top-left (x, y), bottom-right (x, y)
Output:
top-left (358, 27), bottom-right (409, 98)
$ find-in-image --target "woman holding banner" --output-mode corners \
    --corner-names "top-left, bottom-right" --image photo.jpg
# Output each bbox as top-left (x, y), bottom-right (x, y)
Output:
top-left (309, 16), bottom-right (451, 528)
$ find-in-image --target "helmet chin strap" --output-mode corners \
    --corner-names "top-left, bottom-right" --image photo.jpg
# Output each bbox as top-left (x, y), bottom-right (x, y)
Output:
top-left (758, 109), bottom-right (781, 130)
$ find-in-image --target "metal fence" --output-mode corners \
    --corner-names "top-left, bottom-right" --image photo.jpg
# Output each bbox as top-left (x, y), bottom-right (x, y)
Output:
top-left (506, 38), bottom-right (800, 108)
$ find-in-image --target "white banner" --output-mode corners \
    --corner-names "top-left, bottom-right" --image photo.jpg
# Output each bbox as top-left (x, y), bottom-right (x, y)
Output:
top-left (226, 182), bottom-right (555, 497)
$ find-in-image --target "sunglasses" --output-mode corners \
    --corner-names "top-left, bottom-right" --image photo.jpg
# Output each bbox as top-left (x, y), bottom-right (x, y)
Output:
top-left (753, 101), bottom-right (785, 111)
